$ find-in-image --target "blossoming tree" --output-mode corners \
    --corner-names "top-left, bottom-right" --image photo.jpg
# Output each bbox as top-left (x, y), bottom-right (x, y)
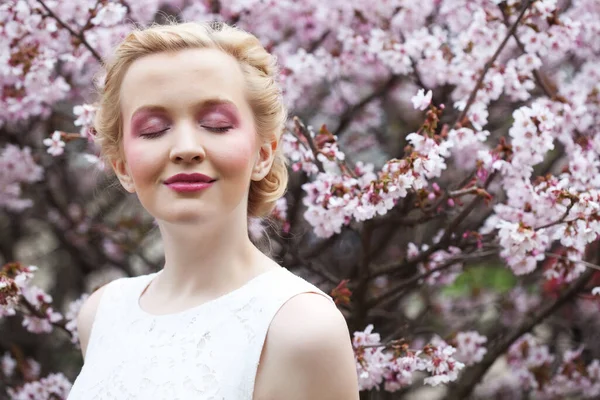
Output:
top-left (1, 0), bottom-right (600, 398)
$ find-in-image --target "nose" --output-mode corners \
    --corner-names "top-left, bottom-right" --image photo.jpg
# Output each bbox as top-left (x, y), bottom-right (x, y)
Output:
top-left (168, 122), bottom-right (206, 163)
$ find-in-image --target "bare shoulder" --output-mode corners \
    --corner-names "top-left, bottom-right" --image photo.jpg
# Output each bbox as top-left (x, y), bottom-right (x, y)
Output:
top-left (76, 283), bottom-right (111, 360)
top-left (255, 292), bottom-right (360, 400)
top-left (270, 292), bottom-right (348, 347)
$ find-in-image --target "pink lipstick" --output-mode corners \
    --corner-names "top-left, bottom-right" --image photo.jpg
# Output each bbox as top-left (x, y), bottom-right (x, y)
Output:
top-left (163, 173), bottom-right (216, 193)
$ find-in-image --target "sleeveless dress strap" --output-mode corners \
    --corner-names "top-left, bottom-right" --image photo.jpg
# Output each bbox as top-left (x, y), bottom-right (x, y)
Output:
top-left (84, 274), bottom-right (149, 361)
top-left (226, 268), bottom-right (336, 399)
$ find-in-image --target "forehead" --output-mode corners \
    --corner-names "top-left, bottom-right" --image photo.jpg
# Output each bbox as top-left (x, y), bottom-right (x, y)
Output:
top-left (119, 48), bottom-right (248, 118)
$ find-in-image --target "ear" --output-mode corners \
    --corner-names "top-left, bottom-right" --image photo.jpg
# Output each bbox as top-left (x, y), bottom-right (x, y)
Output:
top-left (111, 157), bottom-right (136, 193)
top-left (251, 139), bottom-right (277, 181)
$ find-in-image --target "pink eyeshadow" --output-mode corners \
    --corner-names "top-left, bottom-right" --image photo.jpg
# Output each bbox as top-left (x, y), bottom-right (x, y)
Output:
top-left (198, 104), bottom-right (240, 126)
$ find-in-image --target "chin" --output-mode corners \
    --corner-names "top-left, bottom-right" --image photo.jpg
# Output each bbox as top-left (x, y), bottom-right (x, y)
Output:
top-left (167, 210), bottom-right (216, 224)
top-left (148, 205), bottom-right (215, 225)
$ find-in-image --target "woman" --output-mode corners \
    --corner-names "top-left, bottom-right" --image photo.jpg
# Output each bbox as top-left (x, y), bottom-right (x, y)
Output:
top-left (67, 21), bottom-right (359, 400)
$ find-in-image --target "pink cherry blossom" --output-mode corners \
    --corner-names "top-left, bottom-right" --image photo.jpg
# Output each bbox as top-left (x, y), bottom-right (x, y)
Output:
top-left (453, 331), bottom-right (488, 366)
top-left (73, 103), bottom-right (97, 139)
top-left (1, 351), bottom-right (17, 378)
top-left (411, 88), bottom-right (433, 111)
top-left (90, 2), bottom-right (127, 27)
top-left (64, 294), bottom-right (89, 345)
top-left (6, 372), bottom-right (72, 400)
top-left (43, 131), bottom-right (66, 156)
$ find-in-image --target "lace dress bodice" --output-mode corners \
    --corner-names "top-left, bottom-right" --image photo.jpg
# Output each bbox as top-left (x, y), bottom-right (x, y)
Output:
top-left (67, 267), bottom-right (334, 400)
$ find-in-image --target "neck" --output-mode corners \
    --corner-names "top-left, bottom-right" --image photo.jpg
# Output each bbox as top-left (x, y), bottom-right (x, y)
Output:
top-left (153, 206), bottom-right (270, 299)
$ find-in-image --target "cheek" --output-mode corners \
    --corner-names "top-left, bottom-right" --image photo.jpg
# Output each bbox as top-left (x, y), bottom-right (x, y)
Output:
top-left (122, 136), bottom-right (160, 185)
top-left (212, 130), bottom-right (257, 176)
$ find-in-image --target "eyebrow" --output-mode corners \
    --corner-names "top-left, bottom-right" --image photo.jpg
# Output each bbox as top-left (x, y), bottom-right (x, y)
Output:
top-left (129, 97), bottom-right (238, 121)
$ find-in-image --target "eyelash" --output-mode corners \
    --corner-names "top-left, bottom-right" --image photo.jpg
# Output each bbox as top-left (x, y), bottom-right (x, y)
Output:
top-left (140, 126), bottom-right (232, 139)
top-left (141, 128), bottom-right (169, 139)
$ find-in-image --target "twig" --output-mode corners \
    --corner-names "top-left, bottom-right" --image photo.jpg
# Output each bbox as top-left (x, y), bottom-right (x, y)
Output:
top-left (367, 249), bottom-right (498, 309)
top-left (293, 116), bottom-right (325, 172)
top-left (349, 221), bottom-right (375, 331)
top-left (397, 30), bottom-right (429, 92)
top-left (533, 202), bottom-right (576, 231)
top-left (301, 235), bottom-right (339, 259)
top-left (446, 267), bottom-right (594, 399)
top-left (209, 0), bottom-right (221, 14)
top-left (435, 171), bottom-right (499, 250)
top-left (19, 297), bottom-right (73, 337)
top-left (544, 252), bottom-right (600, 272)
top-left (498, 3), bottom-right (558, 99)
top-left (284, 238), bottom-right (340, 285)
top-left (333, 75), bottom-right (400, 137)
top-left (453, 0), bottom-right (535, 128)
top-left (308, 30), bottom-right (331, 53)
top-left (273, 174), bottom-right (308, 262)
top-left (448, 186), bottom-right (479, 197)
top-left (36, 0), bottom-right (103, 63)
top-left (374, 210), bottom-right (447, 229)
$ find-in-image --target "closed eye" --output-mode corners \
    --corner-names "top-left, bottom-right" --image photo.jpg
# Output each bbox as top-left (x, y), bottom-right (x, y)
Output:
top-left (203, 126), bottom-right (232, 133)
top-left (141, 128), bottom-right (169, 139)
top-left (140, 125), bottom-right (232, 138)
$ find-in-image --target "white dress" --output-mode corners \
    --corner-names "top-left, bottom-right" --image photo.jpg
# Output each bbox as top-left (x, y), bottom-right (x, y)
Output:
top-left (67, 267), bottom-right (334, 400)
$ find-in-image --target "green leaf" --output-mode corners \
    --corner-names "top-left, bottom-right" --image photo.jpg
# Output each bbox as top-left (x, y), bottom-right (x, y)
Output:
top-left (441, 264), bottom-right (516, 296)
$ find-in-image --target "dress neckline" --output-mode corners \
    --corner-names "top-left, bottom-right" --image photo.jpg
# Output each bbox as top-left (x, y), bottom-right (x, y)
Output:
top-left (133, 267), bottom-right (285, 319)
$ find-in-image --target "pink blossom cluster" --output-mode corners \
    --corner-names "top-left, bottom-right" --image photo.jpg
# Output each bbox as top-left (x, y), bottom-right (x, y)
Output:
top-left (352, 324), bottom-right (480, 391)
top-left (491, 181), bottom-right (600, 279)
top-left (447, 127), bottom-right (490, 171)
top-left (281, 129), bottom-right (320, 176)
top-left (72, 104), bottom-right (97, 140)
top-left (451, 331), bottom-right (488, 366)
top-left (505, 334), bottom-right (600, 398)
top-left (64, 293), bottom-right (90, 346)
top-left (497, 220), bottom-right (550, 276)
top-left (6, 372), bottom-right (72, 400)
top-left (282, 123), bottom-right (350, 176)
top-left (500, 285), bottom-right (542, 326)
top-left (0, 0), bottom-right (173, 126)
top-left (267, 0), bottom-right (600, 268)
top-left (301, 162), bottom-right (376, 238)
top-left (0, 263), bottom-right (86, 340)
top-left (0, 144), bottom-right (44, 211)
top-left (407, 241), bottom-right (463, 286)
top-left (507, 333), bottom-right (556, 391)
top-left (2, 0), bottom-right (598, 279)
top-left (20, 285), bottom-right (63, 334)
top-left (0, 263), bottom-right (37, 317)
top-left (1, 353), bottom-right (41, 382)
top-left (1, 351), bottom-right (17, 378)
top-left (300, 129), bottom-right (453, 238)
top-left (0, 1), bottom-right (70, 124)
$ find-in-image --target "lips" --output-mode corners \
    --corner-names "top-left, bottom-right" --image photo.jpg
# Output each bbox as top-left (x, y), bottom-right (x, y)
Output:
top-left (163, 173), bottom-right (216, 193)
top-left (163, 173), bottom-right (215, 184)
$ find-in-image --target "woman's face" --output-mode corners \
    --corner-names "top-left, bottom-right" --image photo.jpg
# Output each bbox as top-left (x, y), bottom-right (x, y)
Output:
top-left (115, 47), bottom-right (270, 224)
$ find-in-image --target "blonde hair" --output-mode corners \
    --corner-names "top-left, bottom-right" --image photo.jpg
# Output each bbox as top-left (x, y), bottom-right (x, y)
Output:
top-left (93, 21), bottom-right (288, 218)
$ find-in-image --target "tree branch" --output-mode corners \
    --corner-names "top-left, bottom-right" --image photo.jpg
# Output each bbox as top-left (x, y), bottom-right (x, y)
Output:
top-left (446, 267), bottom-right (594, 399)
top-left (498, 3), bottom-right (558, 99)
top-left (333, 75), bottom-right (400, 137)
top-left (367, 249), bottom-right (498, 309)
top-left (293, 116), bottom-right (325, 172)
top-left (36, 0), bottom-right (103, 63)
top-left (453, 0), bottom-right (535, 128)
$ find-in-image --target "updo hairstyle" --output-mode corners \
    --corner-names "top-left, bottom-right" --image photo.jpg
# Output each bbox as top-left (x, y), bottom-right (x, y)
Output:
top-left (93, 21), bottom-right (288, 218)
